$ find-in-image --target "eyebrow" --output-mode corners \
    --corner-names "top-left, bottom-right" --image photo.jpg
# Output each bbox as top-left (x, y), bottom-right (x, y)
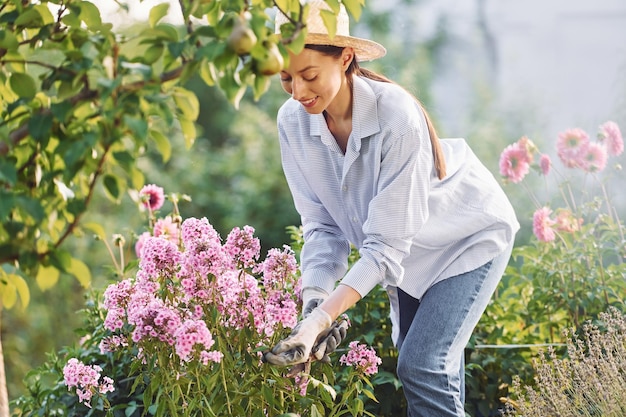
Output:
top-left (281, 65), bottom-right (319, 76)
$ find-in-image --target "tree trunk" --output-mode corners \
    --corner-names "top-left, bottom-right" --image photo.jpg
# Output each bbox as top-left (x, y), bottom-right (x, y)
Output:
top-left (0, 305), bottom-right (9, 417)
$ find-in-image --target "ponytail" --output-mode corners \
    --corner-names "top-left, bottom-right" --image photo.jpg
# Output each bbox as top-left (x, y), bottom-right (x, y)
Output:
top-left (354, 67), bottom-right (447, 180)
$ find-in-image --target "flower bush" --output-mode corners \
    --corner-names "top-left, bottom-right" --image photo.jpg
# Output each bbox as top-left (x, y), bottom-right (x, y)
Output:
top-left (503, 307), bottom-right (626, 417)
top-left (466, 121), bottom-right (626, 416)
top-left (12, 187), bottom-right (381, 417)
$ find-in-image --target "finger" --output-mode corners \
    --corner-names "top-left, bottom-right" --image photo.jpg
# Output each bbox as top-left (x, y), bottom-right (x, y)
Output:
top-left (263, 348), bottom-right (307, 366)
top-left (312, 340), bottom-right (327, 361)
top-left (325, 334), bottom-right (338, 352)
top-left (338, 324), bottom-right (347, 339)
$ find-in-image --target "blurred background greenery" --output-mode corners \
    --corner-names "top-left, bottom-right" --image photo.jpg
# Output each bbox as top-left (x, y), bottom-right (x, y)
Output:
top-left (4, 0), bottom-right (626, 413)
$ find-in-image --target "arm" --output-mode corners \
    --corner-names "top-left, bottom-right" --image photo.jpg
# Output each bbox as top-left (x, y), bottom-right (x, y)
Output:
top-left (318, 284), bottom-right (361, 321)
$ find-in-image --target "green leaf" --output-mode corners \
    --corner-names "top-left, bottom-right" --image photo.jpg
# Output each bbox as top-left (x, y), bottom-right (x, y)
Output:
top-left (50, 249), bottom-right (72, 272)
top-left (36, 265), bottom-right (60, 291)
top-left (342, 0), bottom-right (364, 21)
top-left (83, 222), bottom-right (107, 240)
top-left (143, 43), bottom-right (164, 64)
top-left (123, 115), bottom-right (149, 139)
top-left (324, 0), bottom-right (341, 14)
top-left (179, 118), bottom-right (197, 148)
top-left (172, 87), bottom-right (200, 121)
top-left (67, 257), bottom-right (91, 288)
top-left (103, 174), bottom-right (121, 201)
top-left (149, 129), bottom-right (172, 162)
top-left (78, 1), bottom-right (102, 27)
top-left (9, 72), bottom-right (37, 100)
top-left (320, 9), bottom-right (338, 39)
top-left (28, 112), bottom-right (54, 143)
top-left (2, 273), bottom-right (30, 310)
top-left (149, 2), bottom-right (170, 28)
top-left (141, 24), bottom-right (180, 42)
top-left (0, 30), bottom-right (19, 51)
top-left (14, 8), bottom-right (43, 28)
top-left (0, 160), bottom-right (18, 185)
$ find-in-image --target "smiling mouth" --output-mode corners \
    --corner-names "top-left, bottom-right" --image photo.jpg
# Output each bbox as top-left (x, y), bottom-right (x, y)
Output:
top-left (300, 97), bottom-right (318, 107)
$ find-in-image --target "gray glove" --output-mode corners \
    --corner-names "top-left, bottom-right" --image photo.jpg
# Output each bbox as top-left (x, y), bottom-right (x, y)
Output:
top-left (285, 318), bottom-right (349, 377)
top-left (263, 307), bottom-right (332, 366)
top-left (311, 318), bottom-right (348, 363)
top-left (301, 286), bottom-right (329, 318)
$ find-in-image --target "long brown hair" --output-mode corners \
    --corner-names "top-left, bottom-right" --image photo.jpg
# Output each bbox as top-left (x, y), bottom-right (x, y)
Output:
top-left (306, 44), bottom-right (447, 180)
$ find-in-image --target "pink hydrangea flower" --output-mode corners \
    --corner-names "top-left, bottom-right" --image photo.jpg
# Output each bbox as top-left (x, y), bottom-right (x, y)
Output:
top-left (539, 154), bottom-right (551, 176)
top-left (224, 225), bottom-right (261, 269)
top-left (578, 142), bottom-right (607, 173)
top-left (256, 245), bottom-right (298, 289)
top-left (260, 290), bottom-right (299, 337)
top-left (139, 236), bottom-right (181, 280)
top-left (339, 341), bottom-right (382, 376)
top-left (139, 184), bottom-right (165, 211)
top-left (63, 358), bottom-right (115, 408)
top-left (174, 319), bottom-right (221, 364)
top-left (556, 128), bottom-right (589, 168)
top-left (180, 217), bottom-right (228, 277)
top-left (532, 207), bottom-right (556, 242)
top-left (598, 121), bottom-right (623, 156)
top-left (127, 296), bottom-right (182, 345)
top-left (499, 142), bottom-right (532, 183)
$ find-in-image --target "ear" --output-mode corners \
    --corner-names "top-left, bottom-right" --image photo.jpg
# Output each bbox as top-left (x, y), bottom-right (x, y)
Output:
top-left (341, 47), bottom-right (355, 70)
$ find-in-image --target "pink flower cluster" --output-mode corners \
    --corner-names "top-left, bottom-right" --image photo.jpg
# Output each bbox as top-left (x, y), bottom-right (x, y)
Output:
top-left (532, 207), bottom-right (583, 243)
top-left (63, 358), bottom-right (115, 408)
top-left (339, 341), bottom-right (382, 376)
top-left (223, 225), bottom-right (261, 269)
top-left (499, 121), bottom-right (623, 183)
top-left (101, 211), bottom-right (300, 368)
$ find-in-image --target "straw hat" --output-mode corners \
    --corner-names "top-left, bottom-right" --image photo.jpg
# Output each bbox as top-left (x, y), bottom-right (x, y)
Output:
top-left (274, 0), bottom-right (386, 62)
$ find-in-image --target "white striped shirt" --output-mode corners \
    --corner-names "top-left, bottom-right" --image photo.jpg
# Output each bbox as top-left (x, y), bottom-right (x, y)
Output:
top-left (277, 76), bottom-right (519, 300)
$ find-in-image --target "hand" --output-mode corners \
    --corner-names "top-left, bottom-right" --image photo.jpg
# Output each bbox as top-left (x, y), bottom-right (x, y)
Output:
top-left (263, 307), bottom-right (332, 366)
top-left (285, 318), bottom-right (349, 377)
top-left (311, 318), bottom-right (348, 362)
top-left (301, 286), bottom-right (329, 318)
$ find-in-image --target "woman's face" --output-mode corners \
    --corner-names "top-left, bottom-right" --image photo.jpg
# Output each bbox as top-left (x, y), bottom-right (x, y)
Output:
top-left (280, 47), bottom-right (353, 115)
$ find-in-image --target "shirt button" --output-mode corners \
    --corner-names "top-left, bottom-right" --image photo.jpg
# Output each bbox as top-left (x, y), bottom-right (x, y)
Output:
top-left (342, 185), bottom-right (348, 192)
top-left (352, 216), bottom-right (358, 222)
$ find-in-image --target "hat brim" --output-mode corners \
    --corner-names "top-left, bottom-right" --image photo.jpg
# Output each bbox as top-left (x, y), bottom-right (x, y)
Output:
top-left (305, 33), bottom-right (386, 62)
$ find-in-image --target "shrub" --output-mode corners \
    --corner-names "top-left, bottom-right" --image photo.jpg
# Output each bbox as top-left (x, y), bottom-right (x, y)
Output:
top-left (11, 186), bottom-right (381, 417)
top-left (502, 306), bottom-right (626, 417)
top-left (466, 121), bottom-right (626, 416)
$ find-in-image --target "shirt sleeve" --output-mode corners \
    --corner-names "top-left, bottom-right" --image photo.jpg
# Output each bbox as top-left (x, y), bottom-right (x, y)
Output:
top-left (277, 118), bottom-right (351, 294)
top-left (341, 111), bottom-right (435, 297)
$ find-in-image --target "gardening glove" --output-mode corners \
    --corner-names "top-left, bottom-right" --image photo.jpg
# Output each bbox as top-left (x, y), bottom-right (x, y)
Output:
top-left (311, 318), bottom-right (348, 363)
top-left (301, 286), bottom-right (329, 318)
top-left (263, 307), bottom-right (332, 366)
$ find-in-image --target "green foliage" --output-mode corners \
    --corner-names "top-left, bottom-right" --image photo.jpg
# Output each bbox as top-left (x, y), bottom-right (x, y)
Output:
top-left (286, 226), bottom-right (406, 416)
top-left (11, 190), bottom-right (380, 417)
top-left (0, 0), bottom-right (365, 309)
top-left (466, 127), bottom-right (626, 416)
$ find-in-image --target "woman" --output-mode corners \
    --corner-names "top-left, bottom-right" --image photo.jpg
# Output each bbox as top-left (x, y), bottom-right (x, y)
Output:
top-left (263, 1), bottom-right (520, 416)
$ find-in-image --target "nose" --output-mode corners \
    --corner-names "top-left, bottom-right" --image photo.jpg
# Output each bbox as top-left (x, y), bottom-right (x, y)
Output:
top-left (290, 78), bottom-right (305, 100)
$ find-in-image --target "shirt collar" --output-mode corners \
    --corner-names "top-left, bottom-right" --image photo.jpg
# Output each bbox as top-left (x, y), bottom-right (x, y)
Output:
top-left (309, 76), bottom-right (381, 145)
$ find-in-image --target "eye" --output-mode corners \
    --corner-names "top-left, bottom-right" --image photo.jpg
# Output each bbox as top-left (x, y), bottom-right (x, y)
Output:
top-left (279, 73), bottom-right (291, 82)
top-left (303, 75), bottom-right (317, 82)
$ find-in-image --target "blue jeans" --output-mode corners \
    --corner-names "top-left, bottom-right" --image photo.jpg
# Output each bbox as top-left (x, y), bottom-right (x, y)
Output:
top-left (395, 243), bottom-right (513, 417)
